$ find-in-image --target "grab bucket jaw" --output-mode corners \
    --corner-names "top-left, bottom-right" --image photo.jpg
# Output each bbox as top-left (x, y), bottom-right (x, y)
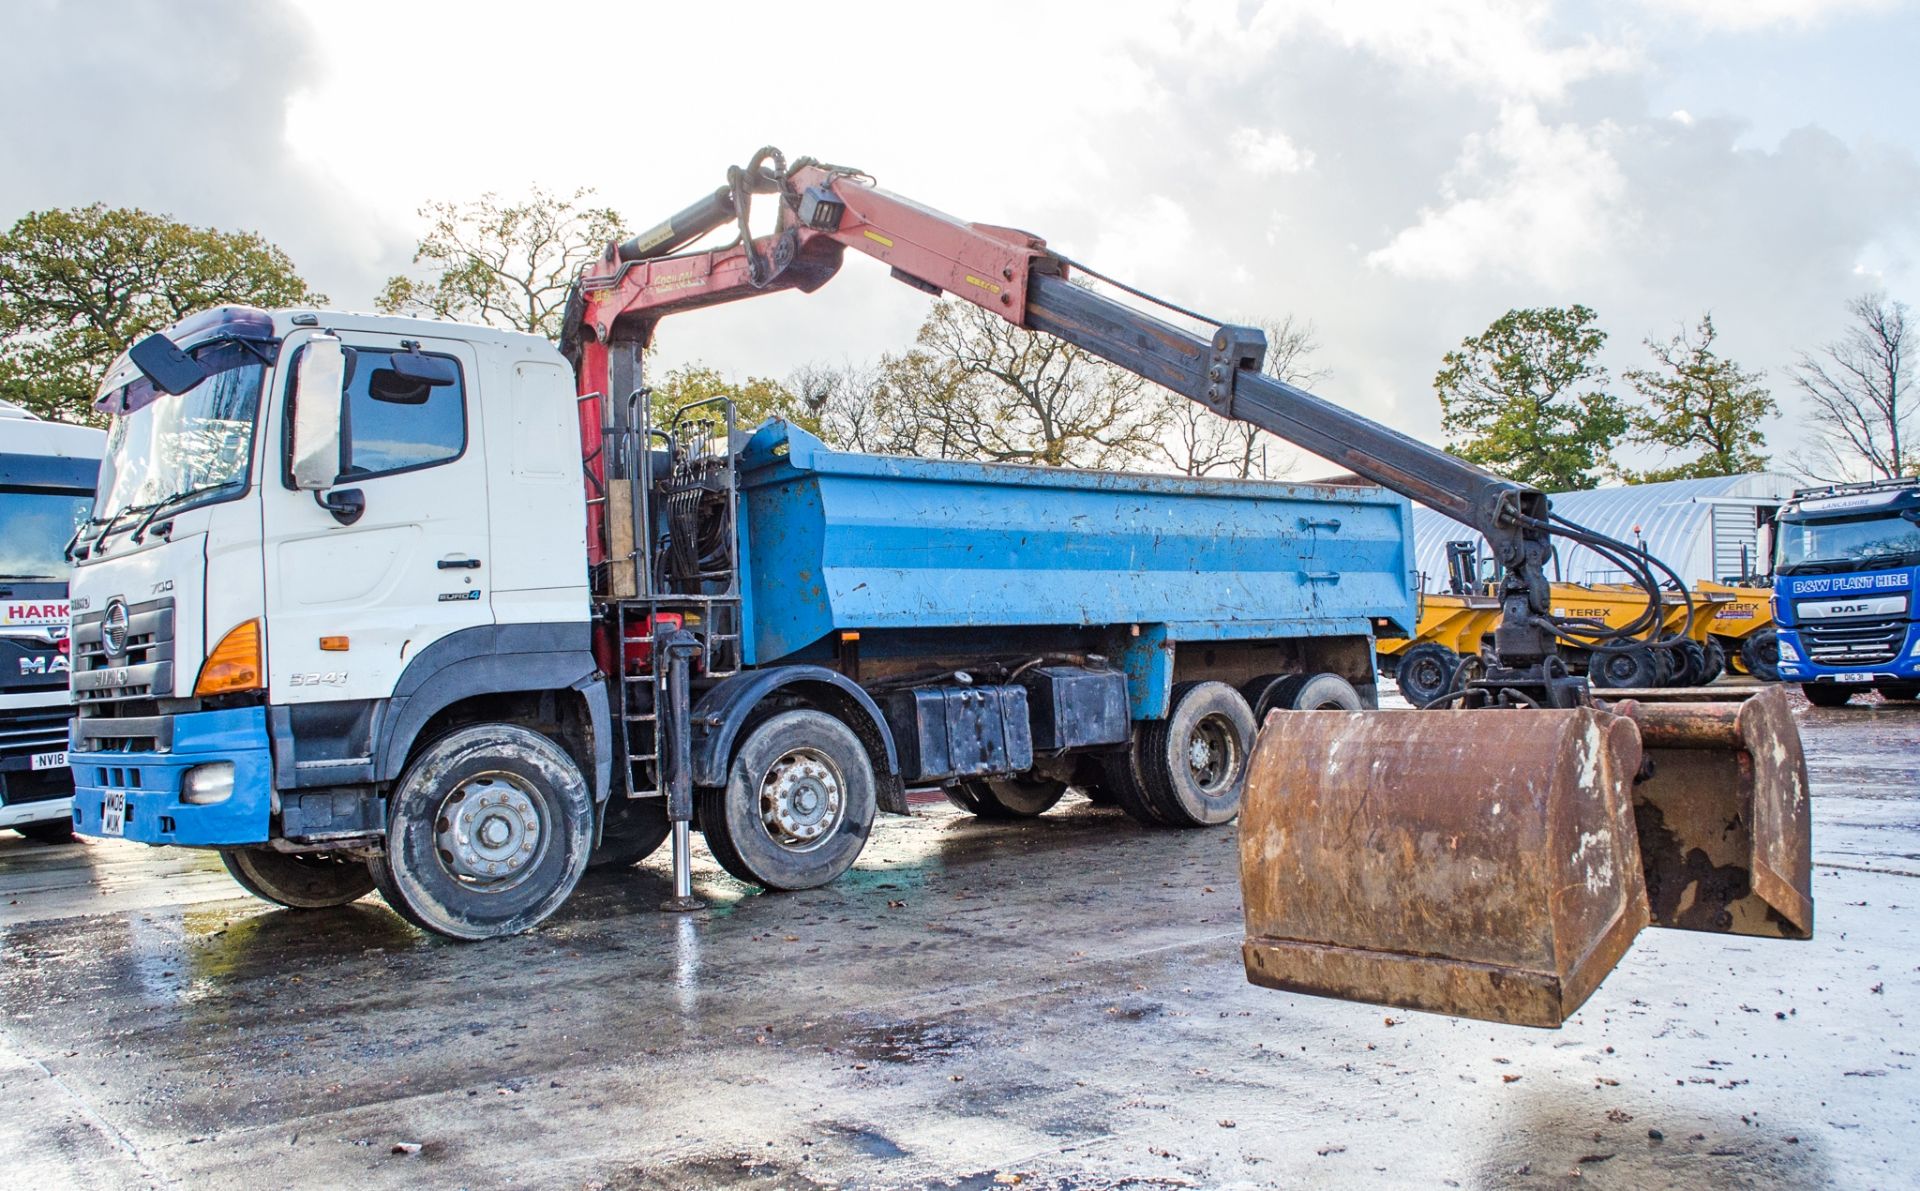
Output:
top-left (1239, 707), bottom-right (1650, 1028)
top-left (1237, 685), bottom-right (1813, 1028)
top-left (1615, 685), bottom-right (1812, 939)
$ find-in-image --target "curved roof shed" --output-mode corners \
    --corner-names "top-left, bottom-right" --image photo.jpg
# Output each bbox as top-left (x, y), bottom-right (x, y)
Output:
top-left (1411, 472), bottom-right (1796, 591)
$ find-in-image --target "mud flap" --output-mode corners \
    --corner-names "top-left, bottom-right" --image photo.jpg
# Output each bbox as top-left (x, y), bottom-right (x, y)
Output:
top-left (1614, 685), bottom-right (1813, 939)
top-left (1239, 707), bottom-right (1650, 1028)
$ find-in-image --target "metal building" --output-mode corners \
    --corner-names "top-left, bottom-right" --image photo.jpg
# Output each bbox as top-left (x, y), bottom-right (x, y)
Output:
top-left (1411, 472), bottom-right (1796, 591)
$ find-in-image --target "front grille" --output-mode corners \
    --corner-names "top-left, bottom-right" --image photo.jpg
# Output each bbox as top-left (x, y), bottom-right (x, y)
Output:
top-left (1802, 617), bottom-right (1907, 666)
top-left (0, 707), bottom-right (71, 758)
top-left (71, 597), bottom-right (175, 710)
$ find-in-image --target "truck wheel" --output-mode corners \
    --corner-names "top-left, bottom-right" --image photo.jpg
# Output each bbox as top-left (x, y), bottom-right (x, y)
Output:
top-left (1134, 681), bottom-right (1256, 828)
top-left (1241, 673), bottom-right (1307, 723)
top-left (1877, 683), bottom-right (1920, 702)
top-left (1394, 645), bottom-right (1459, 706)
top-left (589, 797), bottom-right (672, 869)
top-left (1802, 683), bottom-right (1860, 708)
top-left (1098, 741), bottom-right (1173, 827)
top-left (1287, 673), bottom-right (1366, 711)
top-left (368, 724), bottom-right (594, 941)
top-left (1674, 640), bottom-right (1709, 687)
top-left (946, 777), bottom-right (1066, 819)
top-left (1700, 638), bottom-right (1728, 685)
top-left (697, 710), bottom-right (875, 891)
top-left (16, 820), bottom-right (76, 845)
top-left (1591, 645), bottom-right (1659, 689)
top-left (220, 847), bottom-right (375, 909)
top-left (1741, 629), bottom-right (1781, 682)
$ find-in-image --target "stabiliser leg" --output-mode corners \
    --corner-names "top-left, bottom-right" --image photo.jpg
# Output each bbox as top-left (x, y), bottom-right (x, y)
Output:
top-left (659, 629), bottom-right (703, 913)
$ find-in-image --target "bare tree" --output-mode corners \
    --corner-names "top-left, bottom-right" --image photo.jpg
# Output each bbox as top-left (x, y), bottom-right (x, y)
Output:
top-left (377, 186), bottom-right (622, 338)
top-left (1790, 292), bottom-right (1912, 480)
top-left (791, 359), bottom-right (912, 454)
top-left (1159, 315), bottom-right (1321, 478)
top-left (894, 298), bottom-right (1168, 468)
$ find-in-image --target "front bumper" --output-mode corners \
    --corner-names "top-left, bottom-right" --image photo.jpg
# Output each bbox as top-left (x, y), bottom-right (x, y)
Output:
top-left (71, 706), bottom-right (273, 846)
top-left (1777, 621), bottom-right (1920, 684)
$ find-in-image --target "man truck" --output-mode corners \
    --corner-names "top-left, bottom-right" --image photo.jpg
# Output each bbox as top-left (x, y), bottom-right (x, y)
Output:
top-left (65, 149), bottom-right (1811, 1028)
top-left (0, 400), bottom-right (103, 842)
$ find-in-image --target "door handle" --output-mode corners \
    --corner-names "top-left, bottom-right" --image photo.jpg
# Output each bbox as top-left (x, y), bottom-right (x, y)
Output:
top-left (437, 558), bottom-right (483, 570)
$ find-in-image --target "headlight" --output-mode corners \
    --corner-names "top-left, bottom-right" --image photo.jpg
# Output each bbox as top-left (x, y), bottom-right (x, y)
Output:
top-left (181, 762), bottom-right (235, 805)
top-left (1777, 639), bottom-right (1800, 662)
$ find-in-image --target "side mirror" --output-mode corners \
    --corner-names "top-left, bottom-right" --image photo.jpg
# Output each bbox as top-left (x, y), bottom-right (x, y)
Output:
top-left (289, 334), bottom-right (346, 491)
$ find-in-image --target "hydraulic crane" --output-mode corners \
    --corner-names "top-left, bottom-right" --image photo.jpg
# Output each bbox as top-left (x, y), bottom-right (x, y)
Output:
top-left (559, 148), bottom-right (1813, 1027)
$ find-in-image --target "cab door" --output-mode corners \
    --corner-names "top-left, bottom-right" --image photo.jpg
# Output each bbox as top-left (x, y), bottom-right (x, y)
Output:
top-left (259, 329), bottom-right (492, 705)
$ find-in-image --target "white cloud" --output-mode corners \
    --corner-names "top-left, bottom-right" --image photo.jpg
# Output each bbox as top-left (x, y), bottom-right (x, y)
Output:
top-left (1642, 0), bottom-right (1898, 31)
top-left (1366, 104), bottom-right (1632, 285)
top-left (1229, 127), bottom-right (1315, 175)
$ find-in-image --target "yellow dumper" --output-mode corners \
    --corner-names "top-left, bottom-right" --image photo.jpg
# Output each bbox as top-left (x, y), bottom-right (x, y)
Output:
top-left (1696, 581), bottom-right (1781, 681)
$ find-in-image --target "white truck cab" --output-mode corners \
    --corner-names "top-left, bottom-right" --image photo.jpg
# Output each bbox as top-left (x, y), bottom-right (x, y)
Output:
top-left (69, 308), bottom-right (599, 908)
top-left (0, 400), bottom-right (104, 841)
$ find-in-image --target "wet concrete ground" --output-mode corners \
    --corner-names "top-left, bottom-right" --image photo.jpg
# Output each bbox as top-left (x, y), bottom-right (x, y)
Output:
top-left (1, 691), bottom-right (1914, 1189)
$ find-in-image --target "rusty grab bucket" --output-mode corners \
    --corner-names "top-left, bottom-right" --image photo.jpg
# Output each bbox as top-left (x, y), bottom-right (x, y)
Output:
top-left (1237, 685), bottom-right (1812, 1028)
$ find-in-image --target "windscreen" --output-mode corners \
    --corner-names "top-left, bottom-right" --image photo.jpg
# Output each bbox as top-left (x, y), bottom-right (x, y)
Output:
top-left (1776, 511), bottom-right (1920, 573)
top-left (91, 340), bottom-right (268, 533)
top-left (0, 488), bottom-right (93, 580)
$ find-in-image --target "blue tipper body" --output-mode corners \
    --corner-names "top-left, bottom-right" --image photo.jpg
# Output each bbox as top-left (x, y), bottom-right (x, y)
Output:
top-left (736, 423), bottom-right (1416, 714)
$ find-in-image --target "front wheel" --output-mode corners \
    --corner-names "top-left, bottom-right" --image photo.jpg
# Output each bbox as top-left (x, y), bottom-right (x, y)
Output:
top-left (1742, 629), bottom-right (1781, 683)
top-left (222, 846), bottom-right (375, 909)
top-left (368, 724), bottom-right (594, 940)
top-left (16, 820), bottom-right (76, 845)
top-left (1591, 645), bottom-right (1659, 689)
top-left (1394, 644), bottom-right (1460, 706)
top-left (1802, 682), bottom-right (1861, 708)
top-left (698, 710), bottom-right (876, 891)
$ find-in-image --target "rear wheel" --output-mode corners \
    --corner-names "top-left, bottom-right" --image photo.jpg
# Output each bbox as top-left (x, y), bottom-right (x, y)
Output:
top-left (1803, 682), bottom-right (1861, 708)
top-left (1591, 645), bottom-right (1659, 689)
top-left (1741, 628), bottom-right (1781, 682)
top-left (16, 820), bottom-right (75, 845)
top-left (945, 777), bottom-right (1066, 819)
top-left (1289, 672), bottom-right (1365, 712)
top-left (1133, 681), bottom-right (1256, 828)
top-left (221, 846), bottom-right (375, 909)
top-left (589, 797), bottom-right (672, 869)
top-left (1674, 640), bottom-right (1709, 686)
top-left (1241, 673), bottom-right (1308, 723)
top-left (697, 710), bottom-right (875, 891)
top-left (1394, 643), bottom-right (1459, 706)
top-left (369, 724), bottom-right (594, 940)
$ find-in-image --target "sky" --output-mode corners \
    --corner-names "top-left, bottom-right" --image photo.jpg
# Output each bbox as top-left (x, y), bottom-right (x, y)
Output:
top-left (4, 0), bottom-right (1917, 477)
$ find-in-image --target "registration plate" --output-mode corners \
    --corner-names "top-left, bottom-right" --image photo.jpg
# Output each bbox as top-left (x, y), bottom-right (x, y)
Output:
top-left (102, 789), bottom-right (126, 836)
top-left (29, 750), bottom-right (66, 771)
top-left (1830, 672), bottom-right (1880, 684)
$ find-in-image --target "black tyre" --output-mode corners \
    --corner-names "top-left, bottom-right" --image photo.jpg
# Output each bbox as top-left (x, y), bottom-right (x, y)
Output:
top-left (1700, 638), bottom-right (1728, 685)
top-left (1288, 672), bottom-right (1365, 712)
top-left (1802, 682), bottom-right (1860, 708)
top-left (221, 846), bottom-right (375, 909)
top-left (16, 820), bottom-right (75, 845)
top-left (368, 723), bottom-right (594, 941)
top-left (589, 797), bottom-right (672, 869)
top-left (1394, 644), bottom-right (1459, 706)
top-left (1742, 629), bottom-right (1781, 683)
top-left (1877, 683), bottom-right (1920, 702)
top-left (697, 710), bottom-right (875, 891)
top-left (1133, 681), bottom-right (1256, 828)
top-left (1240, 673), bottom-right (1308, 723)
top-left (947, 777), bottom-right (1066, 819)
top-left (1674, 640), bottom-right (1709, 687)
top-left (1590, 645), bottom-right (1660, 689)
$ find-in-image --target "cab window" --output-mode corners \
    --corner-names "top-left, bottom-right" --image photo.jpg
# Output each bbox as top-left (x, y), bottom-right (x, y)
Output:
top-left (341, 348), bottom-right (467, 478)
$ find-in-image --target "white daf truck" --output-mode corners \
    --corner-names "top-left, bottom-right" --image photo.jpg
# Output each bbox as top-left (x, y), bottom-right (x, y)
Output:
top-left (0, 400), bottom-right (104, 842)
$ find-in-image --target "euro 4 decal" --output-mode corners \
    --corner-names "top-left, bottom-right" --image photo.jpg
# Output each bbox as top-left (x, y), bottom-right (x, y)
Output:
top-left (437, 590), bottom-right (483, 602)
top-left (1786, 572), bottom-right (1912, 596)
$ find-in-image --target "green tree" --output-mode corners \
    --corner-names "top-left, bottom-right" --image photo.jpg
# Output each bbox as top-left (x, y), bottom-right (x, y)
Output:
top-left (1435, 304), bottom-right (1626, 491)
top-left (1624, 314), bottom-right (1776, 481)
top-left (0, 204), bottom-right (322, 424)
top-left (647, 362), bottom-right (814, 435)
top-left (378, 186), bottom-right (622, 339)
